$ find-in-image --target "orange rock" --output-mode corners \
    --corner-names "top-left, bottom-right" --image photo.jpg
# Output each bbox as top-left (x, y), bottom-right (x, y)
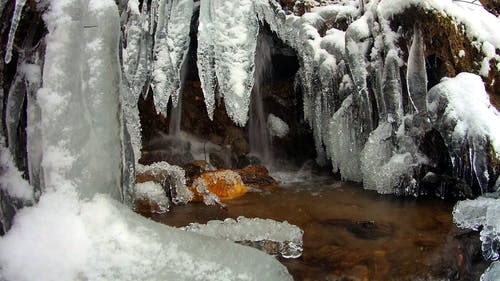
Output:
top-left (190, 170), bottom-right (248, 201)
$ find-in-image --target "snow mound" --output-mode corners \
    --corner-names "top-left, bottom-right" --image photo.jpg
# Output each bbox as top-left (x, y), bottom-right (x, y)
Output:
top-left (0, 189), bottom-right (293, 281)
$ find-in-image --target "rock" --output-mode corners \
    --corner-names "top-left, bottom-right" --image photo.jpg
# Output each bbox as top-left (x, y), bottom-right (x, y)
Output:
top-left (231, 137), bottom-right (250, 157)
top-left (236, 165), bottom-right (278, 188)
top-left (190, 170), bottom-right (248, 201)
top-left (133, 181), bottom-right (170, 216)
top-left (139, 136), bottom-right (194, 166)
top-left (182, 160), bottom-right (210, 186)
top-left (234, 154), bottom-right (261, 169)
top-left (209, 150), bottom-right (231, 169)
top-left (135, 162), bottom-right (193, 205)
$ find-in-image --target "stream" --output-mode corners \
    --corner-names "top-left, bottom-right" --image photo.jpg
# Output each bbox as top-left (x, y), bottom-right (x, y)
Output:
top-left (150, 174), bottom-right (482, 280)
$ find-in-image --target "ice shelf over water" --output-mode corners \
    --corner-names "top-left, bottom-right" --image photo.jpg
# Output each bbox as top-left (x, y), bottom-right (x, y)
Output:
top-left (182, 216), bottom-right (304, 259)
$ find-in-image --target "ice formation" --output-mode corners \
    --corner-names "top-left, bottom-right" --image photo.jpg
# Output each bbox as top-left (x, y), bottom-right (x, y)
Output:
top-left (134, 181), bottom-right (170, 213)
top-left (453, 192), bottom-right (500, 280)
top-left (0, 1), bottom-right (293, 280)
top-left (136, 162), bottom-right (193, 205)
top-left (0, 191), bottom-right (293, 281)
top-left (182, 216), bottom-right (304, 259)
top-left (427, 73), bottom-right (500, 194)
top-left (4, 0), bottom-right (27, 64)
top-left (151, 0), bottom-right (194, 115)
top-left (197, 0), bottom-right (259, 125)
top-left (267, 114), bottom-right (289, 138)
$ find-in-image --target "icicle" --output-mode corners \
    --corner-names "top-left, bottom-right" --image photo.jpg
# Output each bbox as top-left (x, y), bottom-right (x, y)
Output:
top-left (5, 74), bottom-right (25, 163)
top-left (151, 0), bottom-right (193, 116)
top-left (5, 0), bottom-right (27, 64)
top-left (407, 23), bottom-right (427, 113)
top-left (197, 0), bottom-right (259, 126)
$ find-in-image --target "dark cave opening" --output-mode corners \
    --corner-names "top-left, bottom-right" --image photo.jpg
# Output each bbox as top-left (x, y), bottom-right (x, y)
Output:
top-left (138, 13), bottom-right (317, 170)
top-left (425, 54), bottom-right (446, 90)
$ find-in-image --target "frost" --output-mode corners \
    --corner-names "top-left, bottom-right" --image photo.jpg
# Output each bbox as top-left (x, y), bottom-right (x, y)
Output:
top-left (134, 181), bottom-right (170, 213)
top-left (197, 0), bottom-right (259, 125)
top-left (192, 176), bottom-right (223, 207)
top-left (182, 216), bottom-right (304, 259)
top-left (458, 49), bottom-right (465, 57)
top-left (267, 114), bottom-right (289, 138)
top-left (151, 0), bottom-right (194, 115)
top-left (136, 162), bottom-right (193, 205)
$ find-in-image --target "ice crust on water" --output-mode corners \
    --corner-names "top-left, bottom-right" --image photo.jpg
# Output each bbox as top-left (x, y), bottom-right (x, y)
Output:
top-left (182, 216), bottom-right (304, 259)
top-left (197, 0), bottom-right (259, 126)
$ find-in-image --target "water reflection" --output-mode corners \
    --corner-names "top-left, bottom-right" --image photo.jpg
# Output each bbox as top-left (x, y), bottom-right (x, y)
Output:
top-left (152, 181), bottom-right (486, 280)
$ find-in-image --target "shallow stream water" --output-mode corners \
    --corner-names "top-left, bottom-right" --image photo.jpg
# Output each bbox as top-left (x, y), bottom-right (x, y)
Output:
top-left (152, 177), bottom-right (482, 280)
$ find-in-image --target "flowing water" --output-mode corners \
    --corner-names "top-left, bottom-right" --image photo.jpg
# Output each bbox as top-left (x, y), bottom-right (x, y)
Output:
top-left (151, 176), bottom-right (478, 281)
top-left (248, 33), bottom-right (272, 163)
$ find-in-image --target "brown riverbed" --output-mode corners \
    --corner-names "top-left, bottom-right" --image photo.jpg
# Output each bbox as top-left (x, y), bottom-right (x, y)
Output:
top-left (151, 179), bottom-right (484, 280)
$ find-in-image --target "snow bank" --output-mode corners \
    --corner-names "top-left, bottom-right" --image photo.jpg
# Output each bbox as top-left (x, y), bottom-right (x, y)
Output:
top-left (0, 189), bottom-right (293, 281)
top-left (0, 137), bottom-right (33, 201)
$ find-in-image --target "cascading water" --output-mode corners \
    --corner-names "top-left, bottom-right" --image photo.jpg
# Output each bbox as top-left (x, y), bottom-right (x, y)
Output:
top-left (249, 32), bottom-right (273, 164)
top-left (169, 97), bottom-right (182, 136)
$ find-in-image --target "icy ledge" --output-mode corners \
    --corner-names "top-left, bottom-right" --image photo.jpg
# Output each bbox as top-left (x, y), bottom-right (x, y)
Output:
top-left (182, 216), bottom-right (304, 259)
top-left (0, 189), bottom-right (293, 281)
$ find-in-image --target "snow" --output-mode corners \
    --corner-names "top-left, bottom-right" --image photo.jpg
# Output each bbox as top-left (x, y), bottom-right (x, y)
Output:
top-left (427, 72), bottom-right (500, 156)
top-left (134, 181), bottom-right (170, 213)
top-left (197, 0), bottom-right (259, 126)
top-left (377, 0), bottom-right (500, 77)
top-left (182, 216), bottom-right (303, 259)
top-left (0, 136), bottom-right (33, 200)
top-left (136, 162), bottom-right (193, 205)
top-left (0, 189), bottom-right (293, 281)
top-left (267, 114), bottom-right (289, 138)
top-left (151, 0), bottom-right (194, 115)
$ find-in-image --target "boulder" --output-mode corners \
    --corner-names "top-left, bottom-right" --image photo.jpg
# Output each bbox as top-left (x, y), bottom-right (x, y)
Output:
top-left (236, 165), bottom-right (278, 188)
top-left (190, 170), bottom-right (248, 202)
top-left (133, 181), bottom-right (170, 216)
